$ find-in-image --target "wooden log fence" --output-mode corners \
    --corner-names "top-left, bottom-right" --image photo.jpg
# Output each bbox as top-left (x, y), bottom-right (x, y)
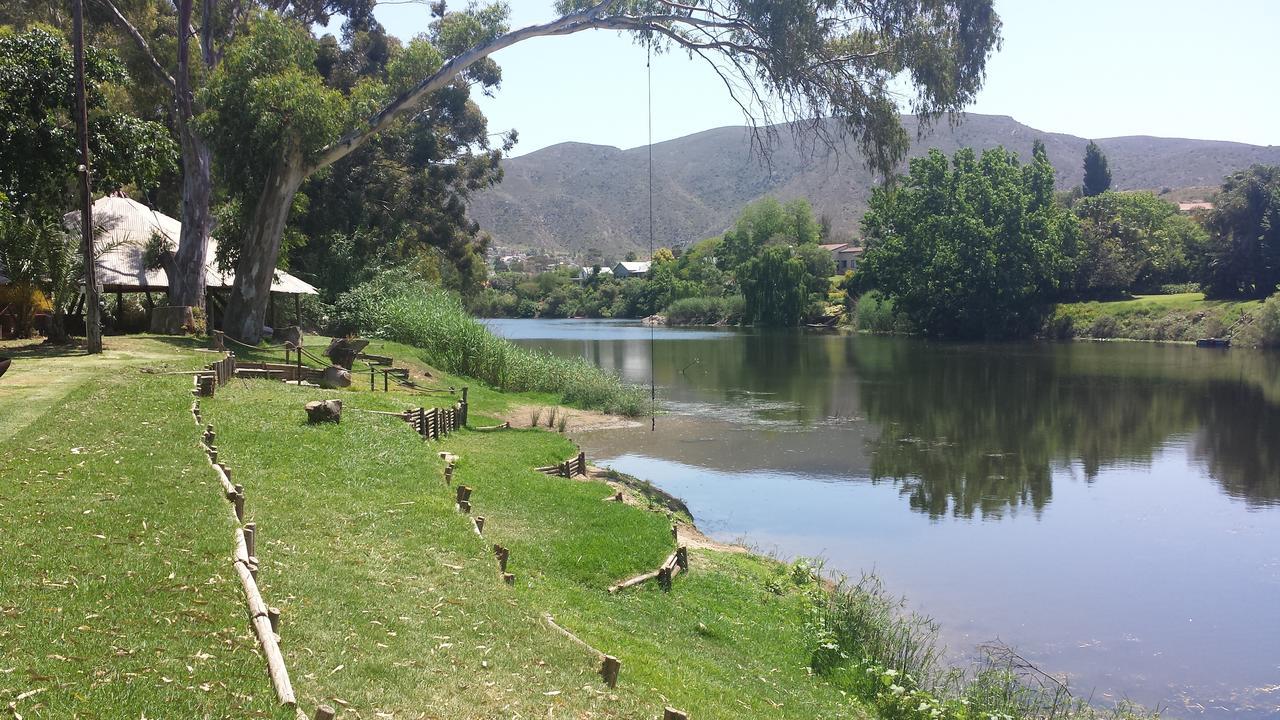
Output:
top-left (607, 545), bottom-right (689, 594)
top-left (542, 613), bottom-right (622, 689)
top-left (402, 400), bottom-right (468, 441)
top-left (189, 401), bottom-right (298, 710)
top-left (536, 451), bottom-right (588, 478)
top-left (191, 352), bottom-right (237, 397)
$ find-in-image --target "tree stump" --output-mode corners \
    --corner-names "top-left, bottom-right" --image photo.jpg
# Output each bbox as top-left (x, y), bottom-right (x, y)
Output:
top-left (318, 365), bottom-right (352, 389)
top-left (305, 399), bottom-right (342, 424)
top-left (324, 337), bottom-right (369, 370)
top-left (274, 325), bottom-right (302, 349)
top-left (663, 708), bottom-right (688, 720)
top-left (150, 305), bottom-right (195, 335)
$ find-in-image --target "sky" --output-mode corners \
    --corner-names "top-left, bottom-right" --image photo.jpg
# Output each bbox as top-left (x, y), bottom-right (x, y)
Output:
top-left (370, 0), bottom-right (1280, 157)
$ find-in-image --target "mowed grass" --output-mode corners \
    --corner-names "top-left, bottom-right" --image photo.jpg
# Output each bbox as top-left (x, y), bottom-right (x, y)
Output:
top-left (201, 338), bottom-right (868, 718)
top-left (0, 345), bottom-right (290, 718)
top-left (3, 336), bottom-right (869, 718)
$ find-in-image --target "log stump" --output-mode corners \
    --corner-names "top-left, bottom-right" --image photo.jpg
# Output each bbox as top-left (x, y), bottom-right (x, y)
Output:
top-left (305, 399), bottom-right (342, 424)
top-left (318, 365), bottom-right (352, 389)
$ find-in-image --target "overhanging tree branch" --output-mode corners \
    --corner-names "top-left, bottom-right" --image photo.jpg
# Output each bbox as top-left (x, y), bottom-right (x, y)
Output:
top-left (96, 0), bottom-right (177, 92)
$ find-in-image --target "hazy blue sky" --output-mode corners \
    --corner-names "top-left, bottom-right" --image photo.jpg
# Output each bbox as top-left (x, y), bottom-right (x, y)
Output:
top-left (370, 0), bottom-right (1280, 157)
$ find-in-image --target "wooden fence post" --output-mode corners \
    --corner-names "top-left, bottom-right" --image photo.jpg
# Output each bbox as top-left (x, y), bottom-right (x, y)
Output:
top-left (577, 451), bottom-right (586, 476)
top-left (233, 484), bottom-right (245, 521)
top-left (243, 523), bottom-right (256, 557)
top-left (663, 708), bottom-right (688, 720)
top-left (676, 546), bottom-right (688, 571)
top-left (600, 655), bottom-right (621, 688)
top-left (460, 386), bottom-right (468, 426)
top-left (268, 606), bottom-right (281, 634)
top-left (456, 485), bottom-right (472, 503)
top-left (314, 705), bottom-right (336, 720)
top-left (493, 544), bottom-right (509, 572)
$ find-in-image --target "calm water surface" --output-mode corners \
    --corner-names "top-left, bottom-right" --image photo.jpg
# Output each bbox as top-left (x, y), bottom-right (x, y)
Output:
top-left (486, 319), bottom-right (1280, 717)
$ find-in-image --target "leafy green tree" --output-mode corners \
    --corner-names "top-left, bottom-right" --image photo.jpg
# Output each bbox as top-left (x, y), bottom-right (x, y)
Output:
top-left (203, 0), bottom-right (1001, 341)
top-left (1071, 191), bottom-right (1206, 297)
top-left (1202, 165), bottom-right (1280, 298)
top-left (0, 26), bottom-right (175, 341)
top-left (1082, 140), bottom-right (1111, 197)
top-left (858, 143), bottom-right (1075, 339)
top-left (719, 197), bottom-right (821, 271)
top-left (738, 245), bottom-right (809, 326)
top-left (288, 24), bottom-right (508, 301)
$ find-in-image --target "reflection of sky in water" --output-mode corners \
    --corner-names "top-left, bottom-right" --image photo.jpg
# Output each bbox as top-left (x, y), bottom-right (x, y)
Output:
top-left (492, 319), bottom-right (1280, 718)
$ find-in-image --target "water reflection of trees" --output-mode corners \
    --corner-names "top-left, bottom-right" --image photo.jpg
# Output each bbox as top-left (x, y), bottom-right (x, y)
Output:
top-left (850, 339), bottom-right (1280, 517)
top-left (539, 327), bottom-right (1280, 514)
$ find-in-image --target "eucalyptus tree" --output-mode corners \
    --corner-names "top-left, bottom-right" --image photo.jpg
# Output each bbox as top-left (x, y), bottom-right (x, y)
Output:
top-left (201, 0), bottom-right (1001, 342)
top-left (94, 0), bottom-right (375, 313)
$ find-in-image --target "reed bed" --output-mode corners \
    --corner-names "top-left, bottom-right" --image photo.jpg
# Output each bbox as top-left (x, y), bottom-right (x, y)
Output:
top-left (333, 274), bottom-right (646, 415)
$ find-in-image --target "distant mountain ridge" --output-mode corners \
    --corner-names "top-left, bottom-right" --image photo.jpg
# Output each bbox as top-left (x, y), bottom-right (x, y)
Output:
top-left (468, 114), bottom-right (1280, 258)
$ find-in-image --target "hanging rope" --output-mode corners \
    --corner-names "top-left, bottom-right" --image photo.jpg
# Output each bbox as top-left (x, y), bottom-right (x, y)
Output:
top-left (647, 40), bottom-right (656, 432)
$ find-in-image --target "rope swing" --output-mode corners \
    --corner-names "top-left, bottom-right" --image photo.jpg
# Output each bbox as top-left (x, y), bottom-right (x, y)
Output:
top-left (647, 40), bottom-right (656, 432)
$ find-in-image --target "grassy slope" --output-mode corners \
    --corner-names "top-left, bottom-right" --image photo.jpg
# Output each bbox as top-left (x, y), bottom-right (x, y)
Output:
top-left (1050, 292), bottom-right (1262, 341)
top-left (2, 336), bottom-right (867, 719)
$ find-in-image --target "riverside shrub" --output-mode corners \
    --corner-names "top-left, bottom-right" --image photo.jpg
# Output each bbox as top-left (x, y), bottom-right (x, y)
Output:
top-left (332, 273), bottom-right (645, 415)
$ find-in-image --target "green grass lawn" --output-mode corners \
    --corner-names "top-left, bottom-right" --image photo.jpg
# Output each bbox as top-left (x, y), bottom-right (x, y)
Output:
top-left (2, 335), bottom-right (869, 719)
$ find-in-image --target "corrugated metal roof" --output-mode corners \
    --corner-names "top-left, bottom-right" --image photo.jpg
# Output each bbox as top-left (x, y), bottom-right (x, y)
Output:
top-left (65, 197), bottom-right (317, 295)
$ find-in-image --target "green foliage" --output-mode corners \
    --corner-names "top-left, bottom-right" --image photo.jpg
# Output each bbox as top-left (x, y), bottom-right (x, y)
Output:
top-left (1082, 140), bottom-right (1111, 197)
top-left (1235, 291), bottom-right (1280, 348)
top-left (739, 244), bottom-right (811, 326)
top-left (1070, 191), bottom-right (1207, 297)
top-left (855, 291), bottom-right (908, 333)
top-left (719, 197), bottom-right (821, 270)
top-left (292, 25), bottom-right (506, 301)
top-left (332, 272), bottom-right (646, 414)
top-left (0, 26), bottom-right (175, 212)
top-left (1046, 293), bottom-right (1259, 342)
top-left (1202, 164), bottom-right (1280, 298)
top-left (858, 144), bottom-right (1075, 339)
top-left (665, 295), bottom-right (745, 325)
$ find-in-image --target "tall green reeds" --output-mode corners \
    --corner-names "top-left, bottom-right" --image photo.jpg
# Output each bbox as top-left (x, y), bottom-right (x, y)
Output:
top-left (332, 273), bottom-right (646, 415)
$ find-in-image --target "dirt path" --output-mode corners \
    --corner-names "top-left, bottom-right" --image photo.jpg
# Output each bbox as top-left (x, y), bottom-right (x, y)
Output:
top-left (499, 403), bottom-right (643, 432)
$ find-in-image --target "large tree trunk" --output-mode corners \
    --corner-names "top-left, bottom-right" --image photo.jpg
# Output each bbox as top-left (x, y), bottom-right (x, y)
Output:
top-left (169, 126), bottom-right (213, 310)
top-left (223, 150), bottom-right (304, 343)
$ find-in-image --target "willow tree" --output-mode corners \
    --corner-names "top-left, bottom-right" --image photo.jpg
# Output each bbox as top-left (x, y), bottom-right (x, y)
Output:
top-left (204, 0), bottom-right (1000, 342)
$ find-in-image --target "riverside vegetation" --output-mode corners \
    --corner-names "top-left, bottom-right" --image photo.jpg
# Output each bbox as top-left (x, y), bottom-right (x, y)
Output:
top-left (0, 331), bottom-right (1157, 720)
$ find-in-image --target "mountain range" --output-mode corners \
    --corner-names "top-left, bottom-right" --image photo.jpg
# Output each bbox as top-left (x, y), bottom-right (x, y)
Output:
top-left (467, 114), bottom-right (1280, 258)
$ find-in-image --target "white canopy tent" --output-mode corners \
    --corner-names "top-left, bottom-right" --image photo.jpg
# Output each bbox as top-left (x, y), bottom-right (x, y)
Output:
top-left (65, 196), bottom-right (317, 295)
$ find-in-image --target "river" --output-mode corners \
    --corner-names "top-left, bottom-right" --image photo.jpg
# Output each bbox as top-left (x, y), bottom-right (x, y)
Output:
top-left (485, 318), bottom-right (1280, 717)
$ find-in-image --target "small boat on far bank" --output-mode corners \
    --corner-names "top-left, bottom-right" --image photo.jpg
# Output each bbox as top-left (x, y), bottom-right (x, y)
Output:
top-left (1195, 337), bottom-right (1231, 348)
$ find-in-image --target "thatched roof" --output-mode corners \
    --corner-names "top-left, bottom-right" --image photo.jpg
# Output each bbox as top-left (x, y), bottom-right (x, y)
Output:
top-left (64, 197), bottom-right (317, 295)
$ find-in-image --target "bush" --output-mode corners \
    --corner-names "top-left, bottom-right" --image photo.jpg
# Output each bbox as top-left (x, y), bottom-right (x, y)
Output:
top-left (665, 295), bottom-right (744, 325)
top-left (1250, 292), bottom-right (1280, 348)
top-left (855, 291), bottom-right (900, 333)
top-left (331, 273), bottom-right (646, 415)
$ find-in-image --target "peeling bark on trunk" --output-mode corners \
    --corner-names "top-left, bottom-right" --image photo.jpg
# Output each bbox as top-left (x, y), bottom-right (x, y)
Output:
top-left (169, 127), bottom-right (213, 310)
top-left (223, 150), bottom-right (304, 343)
